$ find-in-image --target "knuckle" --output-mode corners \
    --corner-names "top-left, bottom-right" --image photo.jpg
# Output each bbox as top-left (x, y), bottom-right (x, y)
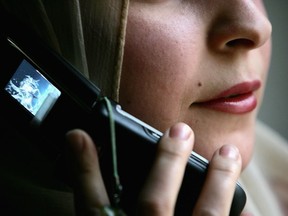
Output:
top-left (211, 158), bottom-right (241, 179)
top-left (159, 138), bottom-right (192, 160)
top-left (218, 161), bottom-right (240, 175)
top-left (138, 197), bottom-right (171, 216)
top-left (193, 207), bottom-right (222, 216)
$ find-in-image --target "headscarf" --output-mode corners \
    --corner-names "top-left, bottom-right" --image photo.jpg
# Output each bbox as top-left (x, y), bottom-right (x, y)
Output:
top-left (0, 0), bottom-right (129, 101)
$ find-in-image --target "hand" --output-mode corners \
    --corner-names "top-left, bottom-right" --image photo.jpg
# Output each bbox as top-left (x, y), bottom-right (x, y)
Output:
top-left (65, 122), bottom-right (242, 216)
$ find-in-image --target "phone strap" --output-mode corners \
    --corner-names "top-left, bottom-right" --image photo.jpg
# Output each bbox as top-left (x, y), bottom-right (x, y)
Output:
top-left (102, 97), bottom-right (124, 209)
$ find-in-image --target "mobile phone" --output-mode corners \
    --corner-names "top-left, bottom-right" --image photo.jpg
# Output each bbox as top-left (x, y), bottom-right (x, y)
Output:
top-left (0, 10), bottom-right (246, 215)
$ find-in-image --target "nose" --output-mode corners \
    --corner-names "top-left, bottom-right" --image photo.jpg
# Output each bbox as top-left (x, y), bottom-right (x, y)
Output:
top-left (207, 0), bottom-right (272, 52)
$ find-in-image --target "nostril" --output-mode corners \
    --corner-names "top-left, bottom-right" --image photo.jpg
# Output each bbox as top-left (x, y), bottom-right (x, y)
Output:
top-left (226, 39), bottom-right (255, 48)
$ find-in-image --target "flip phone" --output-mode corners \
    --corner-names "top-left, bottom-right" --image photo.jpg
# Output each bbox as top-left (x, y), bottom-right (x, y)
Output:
top-left (0, 10), bottom-right (246, 216)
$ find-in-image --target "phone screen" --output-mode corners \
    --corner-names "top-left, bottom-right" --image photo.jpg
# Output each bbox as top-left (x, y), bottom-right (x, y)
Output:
top-left (5, 59), bottom-right (61, 123)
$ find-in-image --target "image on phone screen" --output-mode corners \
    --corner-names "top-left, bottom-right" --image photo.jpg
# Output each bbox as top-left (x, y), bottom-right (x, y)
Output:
top-left (5, 59), bottom-right (61, 123)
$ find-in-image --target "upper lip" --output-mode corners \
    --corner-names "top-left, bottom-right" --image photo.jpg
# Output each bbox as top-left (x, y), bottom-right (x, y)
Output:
top-left (216, 80), bottom-right (261, 99)
top-left (197, 80), bottom-right (261, 103)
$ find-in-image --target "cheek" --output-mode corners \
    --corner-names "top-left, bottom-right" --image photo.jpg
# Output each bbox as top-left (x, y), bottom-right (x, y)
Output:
top-left (119, 14), bottom-right (200, 130)
top-left (120, 42), bottom-right (187, 130)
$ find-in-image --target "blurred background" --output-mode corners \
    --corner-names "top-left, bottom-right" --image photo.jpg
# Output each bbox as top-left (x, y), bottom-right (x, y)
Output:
top-left (258, 0), bottom-right (288, 140)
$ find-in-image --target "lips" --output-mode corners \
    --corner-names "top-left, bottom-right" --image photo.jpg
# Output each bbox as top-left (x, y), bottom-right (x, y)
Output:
top-left (195, 80), bottom-right (261, 114)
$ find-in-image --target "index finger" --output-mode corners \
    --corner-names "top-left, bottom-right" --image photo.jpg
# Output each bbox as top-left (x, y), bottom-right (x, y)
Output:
top-left (137, 123), bottom-right (194, 216)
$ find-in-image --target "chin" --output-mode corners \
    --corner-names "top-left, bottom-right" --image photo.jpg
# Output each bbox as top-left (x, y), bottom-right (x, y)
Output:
top-left (187, 111), bottom-right (257, 170)
top-left (192, 128), bottom-right (255, 170)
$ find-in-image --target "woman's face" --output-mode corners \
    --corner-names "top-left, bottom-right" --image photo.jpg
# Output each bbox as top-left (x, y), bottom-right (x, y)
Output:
top-left (119, 0), bottom-right (272, 169)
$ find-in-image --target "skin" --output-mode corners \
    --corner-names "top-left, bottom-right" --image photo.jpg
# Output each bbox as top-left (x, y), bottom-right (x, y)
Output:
top-left (120, 0), bottom-right (272, 168)
top-left (66, 0), bottom-right (272, 215)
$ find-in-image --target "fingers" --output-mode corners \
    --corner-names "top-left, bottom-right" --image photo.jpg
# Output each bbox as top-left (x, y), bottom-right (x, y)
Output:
top-left (137, 123), bottom-right (194, 216)
top-left (65, 129), bottom-right (110, 215)
top-left (193, 144), bottom-right (242, 216)
top-left (65, 125), bottom-right (242, 216)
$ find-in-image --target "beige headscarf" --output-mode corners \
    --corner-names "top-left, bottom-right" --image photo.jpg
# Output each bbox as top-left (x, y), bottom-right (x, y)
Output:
top-left (0, 0), bottom-right (129, 101)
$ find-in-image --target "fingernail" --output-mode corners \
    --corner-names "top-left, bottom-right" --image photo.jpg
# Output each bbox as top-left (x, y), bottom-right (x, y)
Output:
top-left (219, 145), bottom-right (239, 160)
top-left (169, 123), bottom-right (191, 140)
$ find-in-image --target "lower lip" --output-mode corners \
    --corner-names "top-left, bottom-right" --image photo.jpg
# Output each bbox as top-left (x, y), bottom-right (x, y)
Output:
top-left (196, 92), bottom-right (257, 114)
